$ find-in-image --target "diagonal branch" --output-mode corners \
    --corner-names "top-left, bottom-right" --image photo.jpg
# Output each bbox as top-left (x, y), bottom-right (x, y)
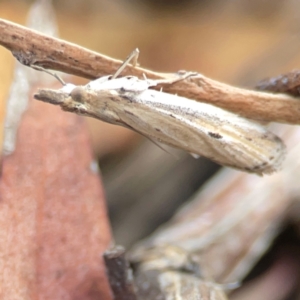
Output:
top-left (0, 19), bottom-right (162, 80)
top-left (1, 18), bottom-right (300, 124)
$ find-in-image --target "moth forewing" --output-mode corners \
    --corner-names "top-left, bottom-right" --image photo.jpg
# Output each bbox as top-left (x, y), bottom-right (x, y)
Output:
top-left (34, 76), bottom-right (285, 174)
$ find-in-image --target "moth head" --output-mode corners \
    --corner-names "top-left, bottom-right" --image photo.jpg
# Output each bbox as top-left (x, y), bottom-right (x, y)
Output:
top-left (34, 88), bottom-right (69, 106)
top-left (70, 86), bottom-right (87, 103)
top-left (62, 86), bottom-right (89, 114)
top-left (34, 85), bottom-right (88, 115)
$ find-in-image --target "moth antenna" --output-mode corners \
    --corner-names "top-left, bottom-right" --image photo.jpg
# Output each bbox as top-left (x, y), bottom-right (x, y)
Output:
top-left (154, 71), bottom-right (198, 85)
top-left (146, 137), bottom-right (179, 159)
top-left (118, 116), bottom-right (178, 159)
top-left (111, 48), bottom-right (140, 79)
top-left (31, 65), bottom-right (66, 86)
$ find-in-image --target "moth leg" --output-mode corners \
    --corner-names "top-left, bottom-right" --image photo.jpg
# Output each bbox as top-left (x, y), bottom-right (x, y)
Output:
top-left (111, 48), bottom-right (140, 79)
top-left (154, 71), bottom-right (198, 85)
top-left (30, 65), bottom-right (66, 86)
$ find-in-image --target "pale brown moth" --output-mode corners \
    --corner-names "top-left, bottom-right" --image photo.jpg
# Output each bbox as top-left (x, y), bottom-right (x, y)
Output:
top-left (34, 49), bottom-right (286, 174)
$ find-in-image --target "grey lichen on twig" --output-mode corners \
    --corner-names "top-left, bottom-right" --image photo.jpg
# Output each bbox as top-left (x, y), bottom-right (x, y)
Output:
top-left (1, 18), bottom-right (300, 124)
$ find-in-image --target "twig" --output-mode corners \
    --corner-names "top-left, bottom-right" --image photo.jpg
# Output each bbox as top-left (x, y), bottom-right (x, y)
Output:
top-left (1, 18), bottom-right (300, 124)
top-left (0, 19), bottom-right (162, 80)
top-left (103, 246), bottom-right (138, 300)
top-left (256, 70), bottom-right (300, 96)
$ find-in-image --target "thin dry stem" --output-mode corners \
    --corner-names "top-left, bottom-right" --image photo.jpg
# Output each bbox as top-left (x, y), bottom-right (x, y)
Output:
top-left (1, 18), bottom-right (300, 124)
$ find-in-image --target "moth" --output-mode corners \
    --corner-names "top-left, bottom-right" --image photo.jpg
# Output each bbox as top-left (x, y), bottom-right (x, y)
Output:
top-left (33, 50), bottom-right (285, 174)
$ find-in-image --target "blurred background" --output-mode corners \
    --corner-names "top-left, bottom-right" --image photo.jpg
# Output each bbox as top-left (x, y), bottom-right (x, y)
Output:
top-left (1, 0), bottom-right (300, 299)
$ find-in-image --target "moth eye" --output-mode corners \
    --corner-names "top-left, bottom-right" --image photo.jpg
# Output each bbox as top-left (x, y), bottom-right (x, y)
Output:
top-left (70, 87), bottom-right (85, 103)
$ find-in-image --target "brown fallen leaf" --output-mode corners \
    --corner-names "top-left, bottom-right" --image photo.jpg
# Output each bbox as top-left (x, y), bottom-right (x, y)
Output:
top-left (0, 65), bottom-right (113, 300)
top-left (0, 1), bottom-right (113, 299)
top-left (0, 64), bottom-right (114, 300)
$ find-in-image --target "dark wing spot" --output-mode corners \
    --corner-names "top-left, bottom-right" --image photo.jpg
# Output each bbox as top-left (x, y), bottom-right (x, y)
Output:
top-left (124, 110), bottom-right (135, 116)
top-left (121, 95), bottom-right (133, 103)
top-left (208, 132), bottom-right (222, 139)
top-left (253, 165), bottom-right (261, 170)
